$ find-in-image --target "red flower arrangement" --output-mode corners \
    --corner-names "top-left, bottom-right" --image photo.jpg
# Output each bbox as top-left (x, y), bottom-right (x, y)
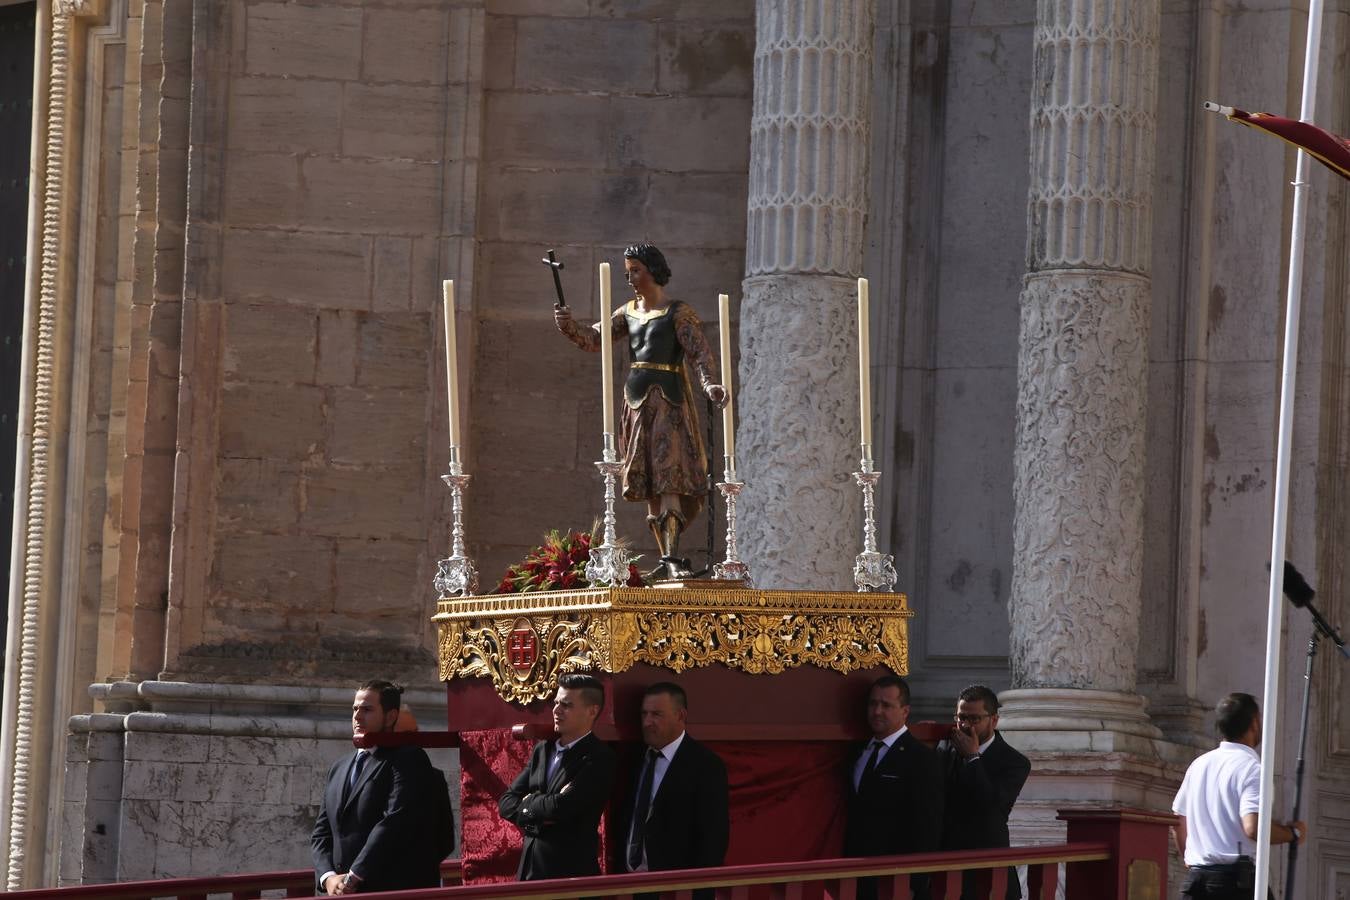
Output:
top-left (492, 527), bottom-right (645, 593)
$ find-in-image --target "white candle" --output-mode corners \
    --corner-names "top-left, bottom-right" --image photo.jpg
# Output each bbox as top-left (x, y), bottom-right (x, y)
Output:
top-left (599, 262), bottom-right (615, 437)
top-left (857, 277), bottom-right (872, 458)
top-left (442, 280), bottom-right (460, 448)
top-left (718, 293), bottom-right (736, 471)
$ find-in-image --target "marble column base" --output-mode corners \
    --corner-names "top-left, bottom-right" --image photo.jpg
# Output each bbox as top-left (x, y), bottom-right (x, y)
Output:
top-left (996, 687), bottom-right (1197, 854)
top-left (61, 681), bottom-right (457, 885)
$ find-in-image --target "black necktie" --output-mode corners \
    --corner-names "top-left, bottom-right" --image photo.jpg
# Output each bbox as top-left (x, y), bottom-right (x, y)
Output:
top-left (344, 751), bottom-right (368, 802)
top-left (627, 748), bottom-right (660, 870)
top-left (859, 740), bottom-right (883, 786)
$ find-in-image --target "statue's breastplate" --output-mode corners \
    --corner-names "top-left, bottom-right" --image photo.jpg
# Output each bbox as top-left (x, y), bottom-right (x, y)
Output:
top-left (625, 303), bottom-right (684, 406)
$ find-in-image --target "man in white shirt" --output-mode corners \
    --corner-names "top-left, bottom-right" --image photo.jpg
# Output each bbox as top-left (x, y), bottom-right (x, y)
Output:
top-left (1172, 692), bottom-right (1307, 898)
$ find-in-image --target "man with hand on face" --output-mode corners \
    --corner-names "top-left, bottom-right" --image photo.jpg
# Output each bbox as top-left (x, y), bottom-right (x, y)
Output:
top-left (620, 682), bottom-right (729, 885)
top-left (499, 673), bottom-right (618, 880)
top-left (844, 675), bottom-right (945, 900)
top-left (937, 684), bottom-right (1031, 900)
top-left (311, 680), bottom-right (439, 895)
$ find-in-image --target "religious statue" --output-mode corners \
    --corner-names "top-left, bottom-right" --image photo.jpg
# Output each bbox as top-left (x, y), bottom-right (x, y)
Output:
top-left (554, 244), bottom-right (726, 579)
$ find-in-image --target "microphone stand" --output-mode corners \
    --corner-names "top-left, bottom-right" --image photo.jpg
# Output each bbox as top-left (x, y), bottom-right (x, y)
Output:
top-left (1284, 592), bottom-right (1349, 900)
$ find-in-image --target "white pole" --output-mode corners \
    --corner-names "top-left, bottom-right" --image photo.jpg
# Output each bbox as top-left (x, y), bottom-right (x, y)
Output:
top-left (1255, 1), bottom-right (1324, 897)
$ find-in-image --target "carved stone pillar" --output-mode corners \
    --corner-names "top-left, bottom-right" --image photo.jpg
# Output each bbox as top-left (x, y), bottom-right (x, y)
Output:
top-left (999, 0), bottom-right (1191, 834)
top-left (738, 0), bottom-right (875, 589)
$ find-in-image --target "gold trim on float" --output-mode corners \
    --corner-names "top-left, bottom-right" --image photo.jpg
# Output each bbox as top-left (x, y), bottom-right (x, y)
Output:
top-left (434, 587), bottom-right (912, 704)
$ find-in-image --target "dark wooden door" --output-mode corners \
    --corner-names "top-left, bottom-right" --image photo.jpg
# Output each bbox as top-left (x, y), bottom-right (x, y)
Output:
top-left (0, 3), bottom-right (37, 666)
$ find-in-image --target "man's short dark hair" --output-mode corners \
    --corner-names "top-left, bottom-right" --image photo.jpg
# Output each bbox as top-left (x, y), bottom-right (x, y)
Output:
top-left (359, 680), bottom-right (403, 713)
top-left (870, 674), bottom-right (911, 707)
top-left (623, 243), bottom-right (672, 286)
top-left (644, 681), bottom-right (687, 710)
top-left (1216, 692), bottom-right (1260, 741)
top-left (958, 684), bottom-right (1000, 715)
top-left (560, 673), bottom-right (606, 711)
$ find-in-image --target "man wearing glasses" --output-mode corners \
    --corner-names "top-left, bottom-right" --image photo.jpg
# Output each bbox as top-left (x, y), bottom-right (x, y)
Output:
top-left (937, 685), bottom-right (1031, 900)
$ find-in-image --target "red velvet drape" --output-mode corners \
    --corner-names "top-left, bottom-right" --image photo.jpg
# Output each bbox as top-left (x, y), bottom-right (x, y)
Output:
top-left (459, 729), bottom-right (853, 884)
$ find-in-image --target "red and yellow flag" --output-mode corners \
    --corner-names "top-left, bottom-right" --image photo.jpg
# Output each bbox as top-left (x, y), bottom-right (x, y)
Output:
top-left (1210, 103), bottom-right (1350, 181)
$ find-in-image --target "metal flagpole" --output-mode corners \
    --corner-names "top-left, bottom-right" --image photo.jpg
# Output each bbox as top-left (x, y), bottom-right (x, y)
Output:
top-left (1254, 1), bottom-right (1325, 897)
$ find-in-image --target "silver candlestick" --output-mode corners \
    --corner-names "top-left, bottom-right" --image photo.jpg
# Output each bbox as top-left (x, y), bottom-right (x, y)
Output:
top-left (853, 451), bottom-right (897, 592)
top-left (712, 458), bottom-right (751, 584)
top-left (434, 446), bottom-right (479, 597)
top-left (585, 433), bottom-right (632, 587)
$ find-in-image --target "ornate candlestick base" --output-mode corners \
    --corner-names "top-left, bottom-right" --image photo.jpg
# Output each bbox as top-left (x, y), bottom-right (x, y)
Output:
top-left (586, 439), bottom-right (632, 587)
top-left (712, 475), bottom-right (752, 585)
top-left (852, 461), bottom-right (897, 592)
top-left (435, 452), bottom-right (479, 597)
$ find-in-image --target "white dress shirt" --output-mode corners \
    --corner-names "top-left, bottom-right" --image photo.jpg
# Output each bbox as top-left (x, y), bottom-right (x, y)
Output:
top-left (1172, 741), bottom-right (1261, 865)
top-left (627, 731), bottom-right (686, 871)
top-left (548, 731), bottom-right (591, 780)
top-left (853, 725), bottom-right (907, 790)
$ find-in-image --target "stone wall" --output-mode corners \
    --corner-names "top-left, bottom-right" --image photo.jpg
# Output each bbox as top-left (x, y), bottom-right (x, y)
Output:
top-left (60, 684), bottom-right (458, 883)
top-left (468, 0), bottom-right (753, 583)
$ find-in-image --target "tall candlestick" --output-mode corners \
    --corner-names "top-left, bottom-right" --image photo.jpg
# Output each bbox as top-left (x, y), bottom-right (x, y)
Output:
top-left (599, 262), bottom-right (615, 439)
top-left (857, 276), bottom-right (872, 457)
top-left (718, 293), bottom-right (736, 471)
top-left (442, 280), bottom-right (460, 448)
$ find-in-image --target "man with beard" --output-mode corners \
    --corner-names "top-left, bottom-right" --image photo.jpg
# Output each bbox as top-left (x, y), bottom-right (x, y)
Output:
top-left (311, 680), bottom-right (439, 894)
top-left (937, 684), bottom-right (1031, 899)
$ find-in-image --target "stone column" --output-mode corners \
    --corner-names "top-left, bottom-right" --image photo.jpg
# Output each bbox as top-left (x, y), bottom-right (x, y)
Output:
top-left (738, 0), bottom-right (875, 589)
top-left (1000, 0), bottom-right (1189, 829)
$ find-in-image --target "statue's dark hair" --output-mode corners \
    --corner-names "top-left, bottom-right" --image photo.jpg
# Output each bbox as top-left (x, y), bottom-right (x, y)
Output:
top-left (623, 243), bottom-right (672, 285)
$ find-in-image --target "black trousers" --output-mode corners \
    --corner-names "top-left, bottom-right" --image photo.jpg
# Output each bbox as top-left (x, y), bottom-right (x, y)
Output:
top-left (1180, 859), bottom-right (1273, 900)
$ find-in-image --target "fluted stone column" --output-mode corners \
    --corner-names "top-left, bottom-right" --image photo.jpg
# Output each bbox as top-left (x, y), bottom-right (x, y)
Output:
top-left (999, 2), bottom-right (1189, 833)
top-left (738, 0), bottom-right (875, 589)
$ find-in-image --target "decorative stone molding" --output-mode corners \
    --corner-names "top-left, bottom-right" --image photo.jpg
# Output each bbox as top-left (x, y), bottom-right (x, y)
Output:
top-left (6, 8), bottom-right (74, 889)
top-left (745, 0), bottom-right (875, 276)
top-left (1010, 272), bottom-right (1149, 691)
top-left (998, 688), bottom-right (1163, 743)
top-left (54, 0), bottom-right (101, 18)
top-left (1026, 1), bottom-right (1159, 274)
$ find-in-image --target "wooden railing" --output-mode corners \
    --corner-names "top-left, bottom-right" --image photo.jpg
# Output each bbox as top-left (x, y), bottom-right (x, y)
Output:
top-left (13, 807), bottom-right (1172, 899)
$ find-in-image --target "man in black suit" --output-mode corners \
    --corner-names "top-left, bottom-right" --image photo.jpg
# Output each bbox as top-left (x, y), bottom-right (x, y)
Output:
top-left (499, 673), bottom-right (617, 880)
top-left (620, 682), bottom-right (729, 880)
top-left (844, 674), bottom-right (945, 900)
top-left (937, 684), bottom-right (1031, 900)
top-left (311, 680), bottom-right (439, 895)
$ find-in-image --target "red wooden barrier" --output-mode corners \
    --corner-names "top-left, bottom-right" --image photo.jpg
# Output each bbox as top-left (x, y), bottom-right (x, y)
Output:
top-left (10, 805), bottom-right (1174, 899)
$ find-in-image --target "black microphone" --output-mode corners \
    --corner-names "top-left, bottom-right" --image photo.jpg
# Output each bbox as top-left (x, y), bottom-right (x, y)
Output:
top-left (1283, 560), bottom-right (1316, 609)
top-left (1274, 559), bottom-right (1350, 659)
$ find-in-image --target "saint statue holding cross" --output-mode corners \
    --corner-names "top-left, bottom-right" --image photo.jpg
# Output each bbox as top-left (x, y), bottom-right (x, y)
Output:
top-left (553, 244), bottom-right (726, 579)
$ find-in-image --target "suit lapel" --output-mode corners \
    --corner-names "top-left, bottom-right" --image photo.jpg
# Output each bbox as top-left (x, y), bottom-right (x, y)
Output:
top-left (548, 734), bottom-right (587, 791)
top-left (648, 737), bottom-right (688, 811)
top-left (341, 751), bottom-right (382, 815)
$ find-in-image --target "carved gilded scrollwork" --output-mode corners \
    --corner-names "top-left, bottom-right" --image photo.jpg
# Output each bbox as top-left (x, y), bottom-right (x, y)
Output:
top-left (433, 587), bottom-right (911, 705)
